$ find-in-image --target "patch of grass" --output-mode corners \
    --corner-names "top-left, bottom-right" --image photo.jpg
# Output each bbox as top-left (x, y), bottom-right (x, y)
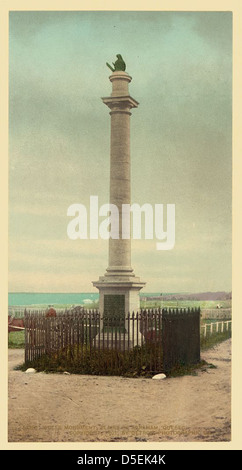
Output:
top-left (200, 330), bottom-right (231, 351)
top-left (18, 344), bottom-right (163, 378)
top-left (166, 360), bottom-right (217, 378)
top-left (8, 331), bottom-right (25, 349)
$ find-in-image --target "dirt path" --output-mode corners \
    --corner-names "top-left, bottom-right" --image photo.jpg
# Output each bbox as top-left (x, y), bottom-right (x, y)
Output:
top-left (8, 339), bottom-right (231, 442)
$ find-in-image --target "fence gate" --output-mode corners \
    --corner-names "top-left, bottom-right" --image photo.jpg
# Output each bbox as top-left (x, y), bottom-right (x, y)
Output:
top-left (162, 308), bottom-right (200, 373)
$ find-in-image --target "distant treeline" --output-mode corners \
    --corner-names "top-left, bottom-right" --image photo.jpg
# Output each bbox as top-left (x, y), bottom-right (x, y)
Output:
top-left (142, 292), bottom-right (232, 302)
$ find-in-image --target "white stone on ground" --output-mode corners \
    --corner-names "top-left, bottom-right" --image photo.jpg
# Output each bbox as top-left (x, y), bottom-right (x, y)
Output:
top-left (152, 373), bottom-right (166, 380)
top-left (25, 368), bottom-right (36, 374)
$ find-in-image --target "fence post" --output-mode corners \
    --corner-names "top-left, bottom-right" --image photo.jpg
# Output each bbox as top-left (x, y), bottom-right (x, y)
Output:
top-left (127, 312), bottom-right (130, 351)
top-left (24, 309), bottom-right (28, 363)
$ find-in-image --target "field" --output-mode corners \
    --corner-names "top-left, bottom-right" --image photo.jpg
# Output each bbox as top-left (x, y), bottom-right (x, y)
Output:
top-left (140, 299), bottom-right (231, 310)
top-left (8, 331), bottom-right (25, 349)
top-left (8, 298), bottom-right (232, 318)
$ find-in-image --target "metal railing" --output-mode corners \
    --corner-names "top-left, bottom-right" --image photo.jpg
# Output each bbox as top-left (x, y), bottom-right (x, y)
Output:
top-left (24, 307), bottom-right (202, 375)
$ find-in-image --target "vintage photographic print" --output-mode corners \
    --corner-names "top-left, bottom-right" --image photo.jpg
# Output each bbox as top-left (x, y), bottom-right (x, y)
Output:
top-left (7, 9), bottom-right (232, 445)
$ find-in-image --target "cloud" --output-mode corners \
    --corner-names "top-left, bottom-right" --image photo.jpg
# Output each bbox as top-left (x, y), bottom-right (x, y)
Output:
top-left (8, 270), bottom-right (99, 293)
top-left (8, 11), bottom-right (232, 293)
top-left (191, 12), bottom-right (232, 52)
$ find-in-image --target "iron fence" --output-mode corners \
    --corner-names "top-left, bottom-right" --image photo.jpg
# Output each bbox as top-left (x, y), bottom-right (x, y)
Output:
top-left (24, 307), bottom-right (201, 375)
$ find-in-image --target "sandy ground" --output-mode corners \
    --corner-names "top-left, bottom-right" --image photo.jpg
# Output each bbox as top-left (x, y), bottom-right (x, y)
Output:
top-left (8, 339), bottom-right (231, 443)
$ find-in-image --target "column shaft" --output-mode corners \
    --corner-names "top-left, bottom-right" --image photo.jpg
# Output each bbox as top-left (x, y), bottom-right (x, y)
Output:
top-left (109, 109), bottom-right (131, 270)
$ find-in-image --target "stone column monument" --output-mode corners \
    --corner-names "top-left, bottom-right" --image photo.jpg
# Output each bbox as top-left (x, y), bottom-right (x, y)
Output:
top-left (93, 55), bottom-right (145, 332)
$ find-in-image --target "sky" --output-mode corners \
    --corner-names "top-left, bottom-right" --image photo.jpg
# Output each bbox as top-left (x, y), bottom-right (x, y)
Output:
top-left (9, 11), bottom-right (232, 293)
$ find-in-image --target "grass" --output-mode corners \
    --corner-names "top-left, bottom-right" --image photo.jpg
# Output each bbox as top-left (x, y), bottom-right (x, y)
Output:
top-left (8, 331), bottom-right (25, 349)
top-left (200, 329), bottom-right (231, 350)
top-left (18, 343), bottom-right (223, 378)
top-left (17, 344), bottom-right (162, 378)
top-left (166, 359), bottom-right (217, 378)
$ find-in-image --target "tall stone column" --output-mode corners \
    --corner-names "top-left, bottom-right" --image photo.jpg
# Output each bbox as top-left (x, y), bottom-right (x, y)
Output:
top-left (93, 66), bottom-right (145, 331)
top-left (105, 71), bottom-right (137, 276)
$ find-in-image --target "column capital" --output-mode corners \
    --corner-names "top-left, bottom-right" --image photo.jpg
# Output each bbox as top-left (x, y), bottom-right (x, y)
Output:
top-left (102, 95), bottom-right (139, 112)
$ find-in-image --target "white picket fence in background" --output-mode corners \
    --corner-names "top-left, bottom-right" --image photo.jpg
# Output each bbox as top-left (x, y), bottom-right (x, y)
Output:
top-left (201, 320), bottom-right (232, 338)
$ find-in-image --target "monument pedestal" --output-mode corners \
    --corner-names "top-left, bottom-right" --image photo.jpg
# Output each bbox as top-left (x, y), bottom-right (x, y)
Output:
top-left (93, 272), bottom-right (145, 346)
top-left (94, 272), bottom-right (145, 314)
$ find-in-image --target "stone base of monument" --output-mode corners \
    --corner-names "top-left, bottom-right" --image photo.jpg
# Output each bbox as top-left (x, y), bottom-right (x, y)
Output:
top-left (93, 332), bottom-right (144, 351)
top-left (93, 272), bottom-right (145, 316)
top-left (92, 273), bottom-right (145, 351)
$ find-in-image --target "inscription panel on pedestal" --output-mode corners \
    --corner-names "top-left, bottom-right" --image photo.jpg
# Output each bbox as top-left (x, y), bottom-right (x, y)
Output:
top-left (103, 294), bottom-right (125, 328)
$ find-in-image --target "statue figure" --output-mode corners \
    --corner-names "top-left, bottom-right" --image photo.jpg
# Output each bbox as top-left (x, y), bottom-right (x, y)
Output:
top-left (106, 54), bottom-right (126, 72)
